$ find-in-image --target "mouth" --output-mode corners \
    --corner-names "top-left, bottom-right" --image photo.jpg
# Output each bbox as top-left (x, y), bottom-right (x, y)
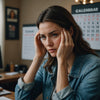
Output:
top-left (48, 49), bottom-right (56, 53)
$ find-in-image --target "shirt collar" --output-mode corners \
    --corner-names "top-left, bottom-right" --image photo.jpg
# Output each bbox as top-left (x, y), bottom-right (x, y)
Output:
top-left (69, 55), bottom-right (85, 78)
top-left (47, 55), bottom-right (86, 78)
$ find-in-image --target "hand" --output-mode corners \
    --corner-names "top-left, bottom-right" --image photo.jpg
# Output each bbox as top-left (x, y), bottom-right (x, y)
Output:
top-left (57, 29), bottom-right (74, 61)
top-left (34, 31), bottom-right (46, 58)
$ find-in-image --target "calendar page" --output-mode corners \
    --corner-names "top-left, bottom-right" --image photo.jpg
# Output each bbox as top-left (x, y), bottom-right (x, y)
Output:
top-left (72, 2), bottom-right (100, 50)
top-left (22, 24), bottom-right (38, 60)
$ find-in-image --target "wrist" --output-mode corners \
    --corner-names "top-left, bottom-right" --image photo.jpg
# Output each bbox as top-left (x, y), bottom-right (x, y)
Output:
top-left (57, 60), bottom-right (69, 74)
top-left (58, 59), bottom-right (68, 66)
top-left (34, 55), bottom-right (44, 61)
top-left (32, 56), bottom-right (43, 67)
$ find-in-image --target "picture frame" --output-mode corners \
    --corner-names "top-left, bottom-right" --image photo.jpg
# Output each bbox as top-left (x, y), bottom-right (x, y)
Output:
top-left (5, 7), bottom-right (19, 40)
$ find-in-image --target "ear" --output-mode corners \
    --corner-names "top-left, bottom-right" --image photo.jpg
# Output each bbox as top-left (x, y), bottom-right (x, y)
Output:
top-left (69, 26), bottom-right (73, 36)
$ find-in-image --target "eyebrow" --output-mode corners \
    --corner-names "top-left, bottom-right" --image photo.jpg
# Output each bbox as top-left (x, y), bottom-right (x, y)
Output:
top-left (40, 30), bottom-right (60, 36)
top-left (48, 30), bottom-right (59, 34)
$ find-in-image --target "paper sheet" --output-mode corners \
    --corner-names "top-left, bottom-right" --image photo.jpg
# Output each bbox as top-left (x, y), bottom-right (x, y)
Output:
top-left (0, 96), bottom-right (12, 100)
top-left (5, 72), bottom-right (18, 75)
top-left (0, 90), bottom-right (11, 96)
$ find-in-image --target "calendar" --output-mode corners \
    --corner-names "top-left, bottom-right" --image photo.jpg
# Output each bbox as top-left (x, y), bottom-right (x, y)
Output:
top-left (22, 24), bottom-right (38, 60)
top-left (72, 2), bottom-right (100, 50)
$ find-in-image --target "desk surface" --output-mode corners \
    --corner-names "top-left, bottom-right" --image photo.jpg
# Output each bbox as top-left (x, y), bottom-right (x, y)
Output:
top-left (0, 72), bottom-right (24, 83)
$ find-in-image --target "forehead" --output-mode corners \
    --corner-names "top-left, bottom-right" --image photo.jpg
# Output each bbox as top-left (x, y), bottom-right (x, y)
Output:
top-left (39, 22), bottom-right (62, 34)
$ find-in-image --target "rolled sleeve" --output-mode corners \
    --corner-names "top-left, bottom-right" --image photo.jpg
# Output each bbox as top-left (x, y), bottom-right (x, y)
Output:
top-left (18, 77), bottom-right (35, 91)
top-left (52, 85), bottom-right (73, 100)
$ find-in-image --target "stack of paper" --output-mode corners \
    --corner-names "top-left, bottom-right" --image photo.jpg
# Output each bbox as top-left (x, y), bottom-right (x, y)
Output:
top-left (5, 72), bottom-right (18, 75)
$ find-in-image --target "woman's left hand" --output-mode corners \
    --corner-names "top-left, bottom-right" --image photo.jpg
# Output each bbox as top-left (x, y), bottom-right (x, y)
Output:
top-left (57, 29), bottom-right (74, 61)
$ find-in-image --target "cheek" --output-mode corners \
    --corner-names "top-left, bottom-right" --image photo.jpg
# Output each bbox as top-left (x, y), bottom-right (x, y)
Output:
top-left (54, 37), bottom-right (61, 48)
top-left (41, 40), bottom-right (46, 47)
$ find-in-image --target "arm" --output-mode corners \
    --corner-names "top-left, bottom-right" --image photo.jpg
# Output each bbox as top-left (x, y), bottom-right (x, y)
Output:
top-left (15, 61), bottom-right (45, 100)
top-left (24, 31), bottom-right (46, 84)
top-left (23, 56), bottom-right (43, 84)
top-left (52, 29), bottom-right (75, 99)
top-left (54, 29), bottom-right (100, 100)
top-left (15, 31), bottom-right (46, 100)
top-left (56, 29), bottom-right (74, 92)
top-left (52, 62), bottom-right (100, 100)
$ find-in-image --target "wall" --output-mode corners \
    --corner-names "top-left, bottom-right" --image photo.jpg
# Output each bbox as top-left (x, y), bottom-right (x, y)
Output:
top-left (4, 0), bottom-right (100, 68)
top-left (5, 0), bottom-right (21, 67)
top-left (19, 0), bottom-right (72, 66)
top-left (19, 0), bottom-right (77, 67)
top-left (20, 0), bottom-right (100, 66)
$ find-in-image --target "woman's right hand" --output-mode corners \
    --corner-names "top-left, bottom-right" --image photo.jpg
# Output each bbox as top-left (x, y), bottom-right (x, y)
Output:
top-left (34, 31), bottom-right (46, 58)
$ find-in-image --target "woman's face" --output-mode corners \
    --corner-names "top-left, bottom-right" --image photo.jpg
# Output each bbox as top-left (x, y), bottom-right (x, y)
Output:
top-left (39, 22), bottom-right (62, 57)
top-left (11, 11), bottom-right (15, 18)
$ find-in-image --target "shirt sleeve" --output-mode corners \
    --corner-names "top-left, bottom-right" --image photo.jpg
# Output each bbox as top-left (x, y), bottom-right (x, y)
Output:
top-left (52, 85), bottom-right (74, 100)
top-left (52, 61), bottom-right (100, 100)
top-left (15, 60), bottom-right (47, 100)
top-left (17, 77), bottom-right (35, 91)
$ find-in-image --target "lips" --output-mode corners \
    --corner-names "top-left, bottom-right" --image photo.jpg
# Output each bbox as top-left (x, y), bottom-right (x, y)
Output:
top-left (48, 49), bottom-right (56, 53)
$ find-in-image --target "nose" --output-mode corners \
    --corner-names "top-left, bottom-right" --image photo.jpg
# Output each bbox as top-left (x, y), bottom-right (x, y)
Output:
top-left (46, 37), bottom-right (53, 46)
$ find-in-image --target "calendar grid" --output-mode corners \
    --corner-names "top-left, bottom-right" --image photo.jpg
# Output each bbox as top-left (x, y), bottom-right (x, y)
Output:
top-left (72, 3), bottom-right (100, 50)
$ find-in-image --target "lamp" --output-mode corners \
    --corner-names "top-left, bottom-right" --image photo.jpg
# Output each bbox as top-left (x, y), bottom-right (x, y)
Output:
top-left (75, 0), bottom-right (94, 4)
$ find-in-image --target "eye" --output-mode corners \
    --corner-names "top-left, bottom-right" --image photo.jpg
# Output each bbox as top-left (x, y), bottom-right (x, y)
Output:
top-left (52, 33), bottom-right (58, 37)
top-left (40, 35), bottom-right (46, 40)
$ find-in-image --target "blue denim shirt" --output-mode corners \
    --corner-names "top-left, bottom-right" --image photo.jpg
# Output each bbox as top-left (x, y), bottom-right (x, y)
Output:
top-left (15, 54), bottom-right (100, 100)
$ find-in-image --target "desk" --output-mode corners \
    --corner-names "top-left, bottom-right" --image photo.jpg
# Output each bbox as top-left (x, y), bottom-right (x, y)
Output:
top-left (0, 72), bottom-right (24, 91)
top-left (0, 72), bottom-right (24, 83)
top-left (0, 72), bottom-right (24, 99)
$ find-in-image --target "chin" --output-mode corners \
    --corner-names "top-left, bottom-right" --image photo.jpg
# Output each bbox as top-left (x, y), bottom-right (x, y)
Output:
top-left (50, 53), bottom-right (56, 57)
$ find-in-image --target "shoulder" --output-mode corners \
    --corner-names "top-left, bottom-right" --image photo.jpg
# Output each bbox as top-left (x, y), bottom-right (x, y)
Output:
top-left (72, 54), bottom-right (100, 76)
top-left (80, 54), bottom-right (100, 75)
top-left (75, 54), bottom-right (100, 65)
top-left (81, 54), bottom-right (100, 66)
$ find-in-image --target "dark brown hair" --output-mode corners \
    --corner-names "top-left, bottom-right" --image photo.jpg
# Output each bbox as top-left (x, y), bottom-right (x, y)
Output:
top-left (36, 5), bottom-right (97, 72)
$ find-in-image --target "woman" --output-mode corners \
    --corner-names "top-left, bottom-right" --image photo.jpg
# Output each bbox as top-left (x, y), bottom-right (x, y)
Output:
top-left (15, 5), bottom-right (100, 100)
top-left (9, 10), bottom-right (16, 19)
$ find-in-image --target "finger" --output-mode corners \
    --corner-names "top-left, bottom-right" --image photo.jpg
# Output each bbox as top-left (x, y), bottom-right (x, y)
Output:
top-left (34, 32), bottom-right (42, 46)
top-left (67, 31), bottom-right (73, 44)
top-left (60, 30), bottom-right (65, 44)
top-left (35, 32), bottom-right (40, 41)
top-left (67, 31), bottom-right (74, 48)
top-left (35, 31), bottom-right (39, 38)
top-left (63, 29), bottom-right (68, 43)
